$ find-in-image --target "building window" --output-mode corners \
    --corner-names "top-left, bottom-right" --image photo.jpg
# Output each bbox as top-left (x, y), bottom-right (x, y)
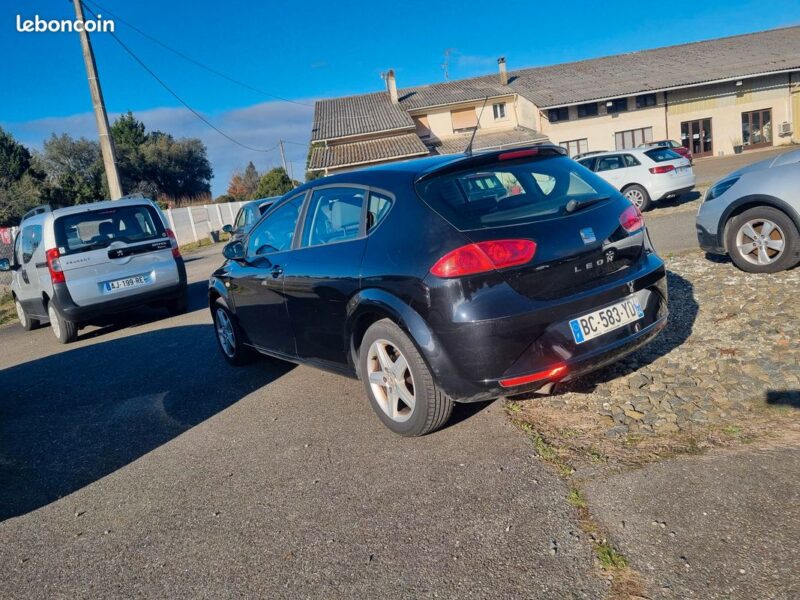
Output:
top-left (741, 109), bottom-right (772, 147)
top-left (560, 138), bottom-right (588, 157)
top-left (577, 103), bottom-right (598, 118)
top-left (614, 126), bottom-right (653, 150)
top-left (548, 107), bottom-right (569, 122)
top-left (451, 107), bottom-right (478, 132)
top-left (492, 103), bottom-right (507, 120)
top-left (635, 93), bottom-right (657, 109)
top-left (606, 98), bottom-right (628, 113)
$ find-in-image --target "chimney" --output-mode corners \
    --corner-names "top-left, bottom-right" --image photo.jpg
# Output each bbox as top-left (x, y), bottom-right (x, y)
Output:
top-left (386, 69), bottom-right (398, 103)
top-left (498, 57), bottom-right (508, 85)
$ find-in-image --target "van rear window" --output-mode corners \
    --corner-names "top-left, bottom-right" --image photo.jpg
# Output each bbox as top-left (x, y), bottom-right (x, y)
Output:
top-left (415, 155), bottom-right (617, 230)
top-left (645, 148), bottom-right (682, 162)
top-left (54, 204), bottom-right (165, 255)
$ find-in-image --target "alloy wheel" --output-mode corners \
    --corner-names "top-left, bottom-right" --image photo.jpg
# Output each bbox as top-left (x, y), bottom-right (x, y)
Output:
top-left (48, 304), bottom-right (61, 339)
top-left (735, 219), bottom-right (785, 266)
top-left (625, 188), bottom-right (645, 208)
top-left (215, 308), bottom-right (236, 357)
top-left (366, 339), bottom-right (416, 423)
top-left (15, 300), bottom-right (26, 328)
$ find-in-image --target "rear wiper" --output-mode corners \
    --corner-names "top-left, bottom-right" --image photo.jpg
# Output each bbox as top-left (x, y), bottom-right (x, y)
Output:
top-left (565, 196), bottom-right (609, 213)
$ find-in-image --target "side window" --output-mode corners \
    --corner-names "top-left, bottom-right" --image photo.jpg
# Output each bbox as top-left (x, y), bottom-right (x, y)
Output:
top-left (234, 208), bottom-right (246, 229)
top-left (577, 157), bottom-right (596, 171)
top-left (13, 232), bottom-right (22, 266)
top-left (623, 154), bottom-right (641, 167)
top-left (367, 191), bottom-right (393, 232)
top-left (20, 225), bottom-right (43, 264)
top-left (597, 156), bottom-right (624, 172)
top-left (246, 196), bottom-right (303, 256)
top-left (246, 206), bottom-right (258, 226)
top-left (301, 187), bottom-right (365, 247)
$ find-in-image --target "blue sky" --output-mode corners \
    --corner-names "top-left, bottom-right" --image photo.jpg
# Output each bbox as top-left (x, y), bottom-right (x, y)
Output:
top-left (2, 0), bottom-right (799, 196)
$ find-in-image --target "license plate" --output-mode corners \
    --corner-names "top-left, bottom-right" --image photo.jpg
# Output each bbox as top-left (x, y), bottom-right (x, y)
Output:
top-left (104, 274), bottom-right (150, 291)
top-left (676, 166), bottom-right (689, 174)
top-left (569, 297), bottom-right (644, 344)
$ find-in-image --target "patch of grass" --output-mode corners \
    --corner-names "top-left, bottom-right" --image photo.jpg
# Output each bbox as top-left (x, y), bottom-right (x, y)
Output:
top-left (179, 238), bottom-right (214, 253)
top-left (504, 400), bottom-right (522, 413)
top-left (511, 419), bottom-right (573, 476)
top-left (595, 540), bottom-right (629, 570)
top-left (567, 488), bottom-right (588, 509)
top-left (722, 424), bottom-right (742, 437)
top-left (585, 447), bottom-right (608, 464)
top-left (0, 291), bottom-right (15, 326)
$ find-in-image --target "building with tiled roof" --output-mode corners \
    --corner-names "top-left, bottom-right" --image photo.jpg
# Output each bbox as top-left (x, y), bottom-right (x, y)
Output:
top-left (309, 26), bottom-right (800, 174)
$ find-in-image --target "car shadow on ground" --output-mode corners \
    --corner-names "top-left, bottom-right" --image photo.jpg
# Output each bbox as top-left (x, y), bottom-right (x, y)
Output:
top-left (0, 324), bottom-right (294, 521)
top-left (76, 280), bottom-right (210, 342)
top-left (648, 190), bottom-right (702, 213)
top-left (553, 270), bottom-right (699, 394)
top-left (766, 390), bottom-right (800, 408)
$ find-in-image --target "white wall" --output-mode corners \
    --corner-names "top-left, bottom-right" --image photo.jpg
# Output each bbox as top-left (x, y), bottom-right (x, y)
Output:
top-left (166, 201), bottom-right (247, 246)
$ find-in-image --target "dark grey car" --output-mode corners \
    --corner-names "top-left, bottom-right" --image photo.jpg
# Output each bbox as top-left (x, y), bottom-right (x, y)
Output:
top-left (223, 197), bottom-right (280, 241)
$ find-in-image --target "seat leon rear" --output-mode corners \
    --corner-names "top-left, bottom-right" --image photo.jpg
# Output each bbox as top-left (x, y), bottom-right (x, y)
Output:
top-left (209, 145), bottom-right (668, 436)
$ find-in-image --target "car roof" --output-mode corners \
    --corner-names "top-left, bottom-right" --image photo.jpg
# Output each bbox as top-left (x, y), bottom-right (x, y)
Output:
top-left (578, 148), bottom-right (655, 158)
top-left (244, 196), bottom-right (280, 207)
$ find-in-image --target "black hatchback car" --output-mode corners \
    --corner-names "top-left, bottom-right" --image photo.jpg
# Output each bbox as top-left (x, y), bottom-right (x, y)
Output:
top-left (209, 145), bottom-right (668, 436)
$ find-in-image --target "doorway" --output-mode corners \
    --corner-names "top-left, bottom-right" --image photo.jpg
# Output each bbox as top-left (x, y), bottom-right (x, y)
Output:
top-left (680, 118), bottom-right (713, 157)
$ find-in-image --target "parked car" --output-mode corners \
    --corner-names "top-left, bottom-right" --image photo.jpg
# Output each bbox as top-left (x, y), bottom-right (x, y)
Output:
top-left (573, 150), bottom-right (608, 160)
top-left (0, 198), bottom-right (188, 343)
top-left (208, 145), bottom-right (668, 436)
top-left (577, 148), bottom-right (695, 211)
top-left (640, 139), bottom-right (693, 163)
top-left (696, 149), bottom-right (800, 273)
top-left (223, 197), bottom-right (280, 241)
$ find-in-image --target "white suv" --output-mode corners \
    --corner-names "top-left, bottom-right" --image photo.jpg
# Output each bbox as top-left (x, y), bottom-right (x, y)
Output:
top-left (577, 147), bottom-right (695, 211)
top-left (0, 198), bottom-right (188, 343)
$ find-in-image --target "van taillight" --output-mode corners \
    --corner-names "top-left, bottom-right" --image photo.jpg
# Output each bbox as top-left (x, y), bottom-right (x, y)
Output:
top-left (430, 239), bottom-right (537, 278)
top-left (649, 165), bottom-right (675, 174)
top-left (619, 204), bottom-right (644, 233)
top-left (45, 248), bottom-right (65, 284)
top-left (166, 229), bottom-right (181, 259)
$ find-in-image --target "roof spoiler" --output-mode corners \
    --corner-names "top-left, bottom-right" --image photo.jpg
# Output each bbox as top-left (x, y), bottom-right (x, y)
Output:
top-left (415, 144), bottom-right (567, 182)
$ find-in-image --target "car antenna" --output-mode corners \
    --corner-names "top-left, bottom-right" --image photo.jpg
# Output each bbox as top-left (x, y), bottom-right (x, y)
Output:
top-left (464, 96), bottom-right (489, 157)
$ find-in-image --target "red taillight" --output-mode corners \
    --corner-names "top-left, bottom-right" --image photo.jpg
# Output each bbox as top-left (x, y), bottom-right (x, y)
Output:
top-left (500, 364), bottom-right (568, 388)
top-left (648, 164), bottom-right (675, 174)
top-left (45, 248), bottom-right (65, 284)
top-left (430, 239), bottom-right (537, 278)
top-left (498, 148), bottom-right (539, 161)
top-left (166, 228), bottom-right (181, 259)
top-left (620, 204), bottom-right (644, 233)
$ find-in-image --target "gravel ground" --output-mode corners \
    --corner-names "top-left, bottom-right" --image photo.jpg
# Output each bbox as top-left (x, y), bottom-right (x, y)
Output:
top-left (512, 251), bottom-right (799, 460)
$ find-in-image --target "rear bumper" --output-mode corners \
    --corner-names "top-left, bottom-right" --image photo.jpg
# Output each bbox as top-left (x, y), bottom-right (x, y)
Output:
top-left (52, 258), bottom-right (187, 322)
top-left (428, 254), bottom-right (668, 402)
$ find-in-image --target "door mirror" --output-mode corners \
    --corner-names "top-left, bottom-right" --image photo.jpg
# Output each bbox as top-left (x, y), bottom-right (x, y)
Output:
top-left (222, 224), bottom-right (233, 234)
top-left (0, 258), bottom-right (10, 271)
top-left (222, 240), bottom-right (245, 261)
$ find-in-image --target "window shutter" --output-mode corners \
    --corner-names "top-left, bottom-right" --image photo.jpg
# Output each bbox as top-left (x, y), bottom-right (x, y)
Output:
top-left (451, 107), bottom-right (478, 130)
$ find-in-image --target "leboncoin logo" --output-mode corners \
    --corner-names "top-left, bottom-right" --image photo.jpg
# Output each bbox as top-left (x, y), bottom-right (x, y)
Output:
top-left (16, 14), bottom-right (115, 33)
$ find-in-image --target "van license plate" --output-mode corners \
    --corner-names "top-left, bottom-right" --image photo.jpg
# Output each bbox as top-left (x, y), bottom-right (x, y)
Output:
top-left (105, 275), bottom-right (149, 291)
top-left (569, 297), bottom-right (644, 344)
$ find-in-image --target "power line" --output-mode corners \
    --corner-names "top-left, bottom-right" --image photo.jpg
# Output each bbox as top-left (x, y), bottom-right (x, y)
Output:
top-left (80, 1), bottom-right (281, 154)
top-left (83, 0), bottom-right (314, 108)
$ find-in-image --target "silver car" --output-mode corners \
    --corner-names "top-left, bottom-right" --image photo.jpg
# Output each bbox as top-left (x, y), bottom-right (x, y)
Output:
top-left (696, 149), bottom-right (800, 273)
top-left (0, 198), bottom-right (188, 343)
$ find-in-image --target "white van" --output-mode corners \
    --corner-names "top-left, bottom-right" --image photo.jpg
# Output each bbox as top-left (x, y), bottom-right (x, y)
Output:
top-left (0, 199), bottom-right (188, 343)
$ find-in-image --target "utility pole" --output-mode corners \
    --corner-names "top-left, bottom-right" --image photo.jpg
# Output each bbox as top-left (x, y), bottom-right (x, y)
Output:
top-left (278, 140), bottom-right (288, 174)
top-left (72, 0), bottom-right (123, 199)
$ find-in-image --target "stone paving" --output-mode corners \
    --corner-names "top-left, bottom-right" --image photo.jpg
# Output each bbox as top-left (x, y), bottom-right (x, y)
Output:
top-left (548, 251), bottom-right (799, 440)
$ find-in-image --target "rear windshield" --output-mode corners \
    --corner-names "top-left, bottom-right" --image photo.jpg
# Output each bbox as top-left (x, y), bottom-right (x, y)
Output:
top-left (415, 155), bottom-right (617, 230)
top-left (645, 148), bottom-right (682, 162)
top-left (55, 204), bottom-right (165, 255)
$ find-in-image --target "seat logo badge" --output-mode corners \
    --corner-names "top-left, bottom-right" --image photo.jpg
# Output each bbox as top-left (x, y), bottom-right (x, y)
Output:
top-left (606, 250), bottom-right (615, 263)
top-left (580, 228), bottom-right (596, 244)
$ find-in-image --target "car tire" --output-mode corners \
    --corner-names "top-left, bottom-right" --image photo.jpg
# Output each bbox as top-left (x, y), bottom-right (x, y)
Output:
top-left (359, 319), bottom-right (454, 436)
top-left (48, 302), bottom-right (78, 344)
top-left (725, 206), bottom-right (800, 273)
top-left (166, 292), bottom-right (189, 316)
top-left (15, 298), bottom-right (40, 331)
top-left (623, 184), bottom-right (651, 211)
top-left (212, 299), bottom-right (253, 366)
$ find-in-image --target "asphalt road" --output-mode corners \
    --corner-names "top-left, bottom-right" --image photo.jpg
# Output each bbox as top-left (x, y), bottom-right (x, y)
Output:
top-left (0, 246), bottom-right (603, 599)
top-left (647, 209), bottom-right (698, 256)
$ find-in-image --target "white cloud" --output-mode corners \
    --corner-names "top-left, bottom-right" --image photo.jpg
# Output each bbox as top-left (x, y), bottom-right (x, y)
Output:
top-left (2, 100), bottom-right (315, 196)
